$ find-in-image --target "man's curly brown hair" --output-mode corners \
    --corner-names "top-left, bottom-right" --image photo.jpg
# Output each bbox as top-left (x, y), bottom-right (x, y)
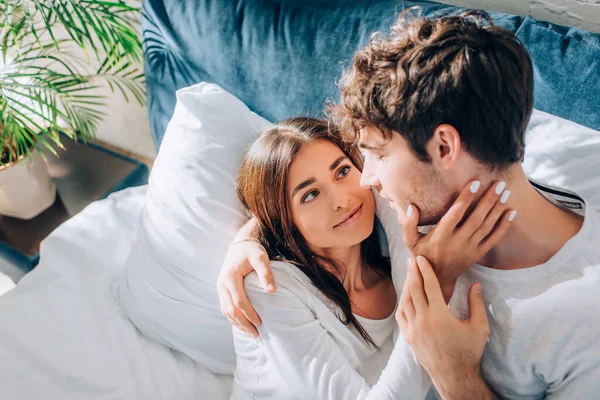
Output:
top-left (329, 8), bottom-right (534, 169)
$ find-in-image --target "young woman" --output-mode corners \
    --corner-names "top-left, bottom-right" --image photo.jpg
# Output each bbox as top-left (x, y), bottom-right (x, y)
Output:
top-left (230, 117), bottom-right (510, 399)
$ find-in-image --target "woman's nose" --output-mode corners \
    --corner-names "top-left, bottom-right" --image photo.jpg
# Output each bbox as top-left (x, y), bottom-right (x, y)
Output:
top-left (331, 187), bottom-right (349, 211)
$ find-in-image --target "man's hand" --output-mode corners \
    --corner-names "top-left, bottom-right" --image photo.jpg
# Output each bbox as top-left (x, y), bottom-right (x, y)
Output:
top-left (217, 219), bottom-right (275, 338)
top-left (397, 180), bottom-right (515, 302)
top-left (397, 256), bottom-right (497, 400)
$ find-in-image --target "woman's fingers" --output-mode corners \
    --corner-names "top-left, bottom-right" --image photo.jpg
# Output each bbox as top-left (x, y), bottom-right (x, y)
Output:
top-left (415, 256), bottom-right (445, 307)
top-left (460, 181), bottom-right (509, 237)
top-left (478, 210), bottom-right (516, 254)
top-left (400, 268), bottom-right (416, 322)
top-left (407, 257), bottom-right (428, 310)
top-left (469, 190), bottom-right (515, 245)
top-left (401, 204), bottom-right (422, 250)
top-left (436, 180), bottom-right (481, 237)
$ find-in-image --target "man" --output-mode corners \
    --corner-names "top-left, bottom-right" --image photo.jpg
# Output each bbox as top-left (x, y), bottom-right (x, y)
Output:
top-left (218, 9), bottom-right (600, 399)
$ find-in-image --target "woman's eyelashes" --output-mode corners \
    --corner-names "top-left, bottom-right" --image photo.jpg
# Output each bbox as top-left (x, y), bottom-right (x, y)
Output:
top-left (337, 165), bottom-right (351, 178)
top-left (300, 165), bottom-right (353, 204)
top-left (301, 189), bottom-right (319, 203)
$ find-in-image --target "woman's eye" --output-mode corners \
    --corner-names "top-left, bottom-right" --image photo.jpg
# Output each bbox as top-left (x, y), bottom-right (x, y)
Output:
top-left (302, 190), bottom-right (319, 203)
top-left (338, 165), bottom-right (351, 178)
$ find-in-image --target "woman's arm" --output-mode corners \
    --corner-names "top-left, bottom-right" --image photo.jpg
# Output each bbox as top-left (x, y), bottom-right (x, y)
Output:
top-left (242, 267), bottom-right (431, 400)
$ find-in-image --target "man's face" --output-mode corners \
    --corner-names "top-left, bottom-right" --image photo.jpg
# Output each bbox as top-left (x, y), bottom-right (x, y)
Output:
top-left (358, 125), bottom-right (453, 226)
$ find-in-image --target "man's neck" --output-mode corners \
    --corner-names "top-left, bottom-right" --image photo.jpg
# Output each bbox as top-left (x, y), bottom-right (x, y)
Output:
top-left (477, 167), bottom-right (584, 270)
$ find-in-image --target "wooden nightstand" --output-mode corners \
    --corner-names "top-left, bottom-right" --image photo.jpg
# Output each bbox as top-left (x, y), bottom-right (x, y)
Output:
top-left (0, 135), bottom-right (150, 277)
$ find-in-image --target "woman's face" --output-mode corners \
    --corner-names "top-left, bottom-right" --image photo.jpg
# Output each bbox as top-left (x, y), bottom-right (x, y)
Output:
top-left (286, 139), bottom-right (376, 251)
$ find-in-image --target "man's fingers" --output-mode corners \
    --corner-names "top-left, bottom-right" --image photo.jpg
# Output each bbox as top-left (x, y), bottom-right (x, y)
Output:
top-left (232, 275), bottom-right (262, 327)
top-left (407, 258), bottom-right (428, 310)
top-left (460, 181), bottom-right (509, 237)
top-left (225, 291), bottom-right (259, 338)
top-left (251, 251), bottom-right (277, 292)
top-left (414, 256), bottom-right (445, 306)
top-left (467, 283), bottom-right (490, 338)
top-left (401, 204), bottom-right (422, 250)
top-left (436, 180), bottom-right (481, 236)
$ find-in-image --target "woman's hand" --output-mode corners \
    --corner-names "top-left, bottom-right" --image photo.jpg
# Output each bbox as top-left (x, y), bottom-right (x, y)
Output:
top-left (397, 256), bottom-right (496, 399)
top-left (396, 180), bottom-right (515, 302)
top-left (217, 219), bottom-right (276, 338)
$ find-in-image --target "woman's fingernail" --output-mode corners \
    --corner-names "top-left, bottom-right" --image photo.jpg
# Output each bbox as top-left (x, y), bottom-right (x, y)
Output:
top-left (500, 190), bottom-right (511, 204)
top-left (416, 255), bottom-right (425, 266)
top-left (508, 210), bottom-right (517, 221)
top-left (470, 180), bottom-right (481, 193)
top-left (406, 258), bottom-right (412, 269)
top-left (495, 181), bottom-right (506, 195)
top-left (406, 204), bottom-right (413, 218)
top-left (474, 282), bottom-right (482, 294)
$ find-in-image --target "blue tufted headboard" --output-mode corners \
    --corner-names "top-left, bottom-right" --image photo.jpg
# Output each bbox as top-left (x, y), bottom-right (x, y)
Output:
top-left (142, 0), bottom-right (600, 148)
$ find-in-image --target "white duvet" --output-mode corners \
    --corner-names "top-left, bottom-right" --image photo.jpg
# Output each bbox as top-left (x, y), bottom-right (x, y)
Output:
top-left (0, 185), bottom-right (232, 400)
top-left (0, 109), bottom-right (598, 400)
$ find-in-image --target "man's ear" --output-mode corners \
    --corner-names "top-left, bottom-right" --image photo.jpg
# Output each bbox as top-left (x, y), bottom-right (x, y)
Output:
top-left (427, 124), bottom-right (462, 170)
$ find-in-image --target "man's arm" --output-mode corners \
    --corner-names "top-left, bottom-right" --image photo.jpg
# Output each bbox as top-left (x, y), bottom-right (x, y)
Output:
top-left (217, 217), bottom-right (276, 338)
top-left (397, 256), bottom-right (498, 400)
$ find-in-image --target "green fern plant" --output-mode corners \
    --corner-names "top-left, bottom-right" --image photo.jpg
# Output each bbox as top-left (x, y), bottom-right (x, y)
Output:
top-left (0, 0), bottom-right (145, 167)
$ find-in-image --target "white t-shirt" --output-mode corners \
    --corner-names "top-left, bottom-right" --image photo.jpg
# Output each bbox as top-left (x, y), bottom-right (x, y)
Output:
top-left (409, 179), bottom-right (600, 400)
top-left (449, 181), bottom-right (600, 399)
top-left (230, 195), bottom-right (431, 400)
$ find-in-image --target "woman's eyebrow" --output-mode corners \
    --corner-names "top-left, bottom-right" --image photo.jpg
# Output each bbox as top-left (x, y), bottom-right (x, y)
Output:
top-left (292, 156), bottom-right (348, 197)
top-left (329, 156), bottom-right (348, 171)
top-left (292, 178), bottom-right (316, 197)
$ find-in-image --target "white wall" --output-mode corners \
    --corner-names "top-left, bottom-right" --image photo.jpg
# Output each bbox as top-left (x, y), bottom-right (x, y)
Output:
top-left (444, 0), bottom-right (600, 34)
top-left (95, 0), bottom-right (599, 160)
top-left (94, 85), bottom-right (156, 160)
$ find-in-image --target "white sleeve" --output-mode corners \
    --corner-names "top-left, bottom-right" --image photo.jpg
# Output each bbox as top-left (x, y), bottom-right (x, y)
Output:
top-left (245, 270), bottom-right (431, 400)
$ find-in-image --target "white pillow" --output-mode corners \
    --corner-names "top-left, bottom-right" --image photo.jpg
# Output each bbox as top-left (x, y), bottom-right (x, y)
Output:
top-left (523, 109), bottom-right (600, 212)
top-left (117, 83), bottom-right (272, 375)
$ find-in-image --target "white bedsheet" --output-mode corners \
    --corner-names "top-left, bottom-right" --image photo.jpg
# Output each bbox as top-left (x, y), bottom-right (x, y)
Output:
top-left (0, 185), bottom-right (233, 400)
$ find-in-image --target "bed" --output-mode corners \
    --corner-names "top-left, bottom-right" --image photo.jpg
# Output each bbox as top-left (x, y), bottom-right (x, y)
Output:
top-left (0, 0), bottom-right (598, 399)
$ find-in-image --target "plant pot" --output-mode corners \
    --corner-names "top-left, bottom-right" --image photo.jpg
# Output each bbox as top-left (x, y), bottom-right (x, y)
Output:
top-left (0, 150), bottom-right (57, 220)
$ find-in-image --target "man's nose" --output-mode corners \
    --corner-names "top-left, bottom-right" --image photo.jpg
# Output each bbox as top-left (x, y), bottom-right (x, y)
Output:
top-left (360, 158), bottom-right (380, 189)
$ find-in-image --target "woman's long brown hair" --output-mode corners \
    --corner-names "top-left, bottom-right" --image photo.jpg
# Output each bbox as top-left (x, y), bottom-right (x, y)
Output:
top-left (237, 117), bottom-right (391, 348)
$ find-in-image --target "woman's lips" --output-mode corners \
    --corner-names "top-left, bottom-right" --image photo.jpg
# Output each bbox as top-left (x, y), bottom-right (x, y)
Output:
top-left (334, 204), bottom-right (363, 228)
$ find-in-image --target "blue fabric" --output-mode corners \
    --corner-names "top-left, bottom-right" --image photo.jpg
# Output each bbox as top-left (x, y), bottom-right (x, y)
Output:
top-left (143, 1), bottom-right (600, 146)
top-left (142, 0), bottom-right (522, 146)
top-left (516, 15), bottom-right (600, 131)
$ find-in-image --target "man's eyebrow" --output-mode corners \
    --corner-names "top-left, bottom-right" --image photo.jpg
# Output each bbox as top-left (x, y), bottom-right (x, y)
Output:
top-left (329, 156), bottom-right (348, 171)
top-left (292, 178), bottom-right (316, 197)
top-left (357, 142), bottom-right (383, 150)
